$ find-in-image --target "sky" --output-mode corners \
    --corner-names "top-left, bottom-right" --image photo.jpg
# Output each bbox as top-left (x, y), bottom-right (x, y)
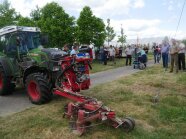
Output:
top-left (1, 0), bottom-right (186, 42)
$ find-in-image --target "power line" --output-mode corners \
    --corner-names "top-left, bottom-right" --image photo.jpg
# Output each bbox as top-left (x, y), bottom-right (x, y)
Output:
top-left (174, 0), bottom-right (186, 38)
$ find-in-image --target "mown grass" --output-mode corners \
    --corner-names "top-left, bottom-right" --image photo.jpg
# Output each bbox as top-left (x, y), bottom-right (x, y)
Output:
top-left (0, 64), bottom-right (185, 139)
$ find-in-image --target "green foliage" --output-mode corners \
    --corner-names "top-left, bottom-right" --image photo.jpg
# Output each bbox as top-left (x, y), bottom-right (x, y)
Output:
top-left (77, 6), bottom-right (106, 46)
top-left (105, 19), bottom-right (116, 46)
top-left (17, 17), bottom-right (35, 27)
top-left (37, 2), bottom-right (75, 48)
top-left (0, 0), bottom-right (19, 28)
top-left (1, 1), bottom-right (106, 48)
top-left (30, 6), bottom-right (41, 22)
top-left (92, 17), bottom-right (106, 47)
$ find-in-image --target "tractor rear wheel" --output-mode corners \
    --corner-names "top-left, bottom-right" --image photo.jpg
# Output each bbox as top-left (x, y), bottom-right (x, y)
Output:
top-left (26, 73), bottom-right (52, 104)
top-left (0, 67), bottom-right (15, 95)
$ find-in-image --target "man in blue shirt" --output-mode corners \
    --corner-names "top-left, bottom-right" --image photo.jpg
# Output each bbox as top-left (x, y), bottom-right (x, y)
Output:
top-left (161, 41), bottom-right (170, 69)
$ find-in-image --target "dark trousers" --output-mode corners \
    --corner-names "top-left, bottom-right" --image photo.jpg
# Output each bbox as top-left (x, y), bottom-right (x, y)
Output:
top-left (103, 55), bottom-right (107, 65)
top-left (126, 55), bottom-right (132, 65)
top-left (162, 53), bottom-right (168, 68)
top-left (178, 53), bottom-right (185, 70)
top-left (154, 52), bottom-right (158, 63)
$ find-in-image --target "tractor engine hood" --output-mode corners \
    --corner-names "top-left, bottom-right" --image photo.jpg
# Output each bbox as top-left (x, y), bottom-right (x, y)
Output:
top-left (41, 48), bottom-right (68, 60)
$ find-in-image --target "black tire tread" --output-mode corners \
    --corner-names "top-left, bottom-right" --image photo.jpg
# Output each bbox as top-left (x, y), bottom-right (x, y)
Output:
top-left (0, 67), bottom-right (15, 95)
top-left (26, 72), bottom-right (52, 104)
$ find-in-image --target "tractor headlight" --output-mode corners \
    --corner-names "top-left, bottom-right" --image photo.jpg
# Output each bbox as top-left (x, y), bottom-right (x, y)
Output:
top-left (52, 66), bottom-right (60, 71)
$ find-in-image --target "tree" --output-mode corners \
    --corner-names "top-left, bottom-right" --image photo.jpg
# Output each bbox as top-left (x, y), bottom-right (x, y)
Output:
top-left (38, 2), bottom-right (76, 48)
top-left (117, 25), bottom-right (126, 47)
top-left (30, 6), bottom-right (41, 22)
top-left (92, 17), bottom-right (106, 47)
top-left (77, 6), bottom-right (106, 46)
top-left (17, 17), bottom-right (35, 26)
top-left (0, 0), bottom-right (19, 28)
top-left (105, 19), bottom-right (116, 46)
top-left (77, 6), bottom-right (94, 44)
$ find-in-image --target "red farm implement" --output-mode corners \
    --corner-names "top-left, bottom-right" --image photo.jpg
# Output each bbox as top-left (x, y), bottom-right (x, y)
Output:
top-left (53, 56), bottom-right (135, 136)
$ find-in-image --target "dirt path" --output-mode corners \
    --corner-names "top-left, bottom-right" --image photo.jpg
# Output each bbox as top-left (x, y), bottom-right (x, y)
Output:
top-left (0, 61), bottom-right (154, 117)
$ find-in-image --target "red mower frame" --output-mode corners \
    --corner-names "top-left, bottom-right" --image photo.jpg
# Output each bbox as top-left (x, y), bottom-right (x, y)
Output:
top-left (53, 56), bottom-right (135, 136)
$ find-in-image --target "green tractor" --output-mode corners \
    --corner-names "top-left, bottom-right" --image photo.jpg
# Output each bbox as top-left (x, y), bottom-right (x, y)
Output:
top-left (0, 26), bottom-right (66, 104)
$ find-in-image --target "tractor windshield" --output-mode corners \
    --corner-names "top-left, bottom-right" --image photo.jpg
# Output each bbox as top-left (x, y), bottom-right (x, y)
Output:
top-left (17, 32), bottom-right (41, 54)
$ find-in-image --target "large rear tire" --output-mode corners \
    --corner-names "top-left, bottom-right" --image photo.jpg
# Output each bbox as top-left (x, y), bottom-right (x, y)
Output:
top-left (0, 67), bottom-right (15, 95)
top-left (26, 73), bottom-right (52, 104)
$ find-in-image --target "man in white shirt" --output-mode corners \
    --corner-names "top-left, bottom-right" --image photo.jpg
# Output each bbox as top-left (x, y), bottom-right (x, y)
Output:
top-left (70, 45), bottom-right (78, 56)
top-left (125, 45), bottom-right (133, 66)
top-left (109, 45), bottom-right (116, 64)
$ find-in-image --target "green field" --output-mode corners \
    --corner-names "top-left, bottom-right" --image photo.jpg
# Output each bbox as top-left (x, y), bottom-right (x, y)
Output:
top-left (0, 65), bottom-right (185, 139)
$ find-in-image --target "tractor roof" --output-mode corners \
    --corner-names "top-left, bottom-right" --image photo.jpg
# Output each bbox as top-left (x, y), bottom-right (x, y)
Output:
top-left (0, 26), bottom-right (41, 36)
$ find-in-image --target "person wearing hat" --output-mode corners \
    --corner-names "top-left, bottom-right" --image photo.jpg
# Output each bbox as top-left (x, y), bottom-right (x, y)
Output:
top-left (169, 39), bottom-right (179, 73)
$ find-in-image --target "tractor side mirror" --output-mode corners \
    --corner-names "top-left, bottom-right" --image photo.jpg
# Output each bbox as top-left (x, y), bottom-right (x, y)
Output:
top-left (40, 34), bottom-right (48, 46)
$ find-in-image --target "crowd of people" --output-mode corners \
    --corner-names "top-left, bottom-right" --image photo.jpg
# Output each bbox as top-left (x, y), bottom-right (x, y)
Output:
top-left (152, 39), bottom-right (186, 73)
top-left (61, 39), bottom-right (186, 73)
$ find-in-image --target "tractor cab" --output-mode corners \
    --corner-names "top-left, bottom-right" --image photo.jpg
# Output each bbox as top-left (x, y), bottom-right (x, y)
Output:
top-left (0, 26), bottom-right (43, 60)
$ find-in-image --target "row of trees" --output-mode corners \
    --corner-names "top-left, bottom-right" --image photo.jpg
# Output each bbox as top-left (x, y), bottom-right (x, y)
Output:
top-left (0, 0), bottom-right (126, 48)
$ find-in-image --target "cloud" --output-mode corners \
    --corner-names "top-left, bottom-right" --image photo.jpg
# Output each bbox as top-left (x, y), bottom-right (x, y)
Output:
top-left (134, 0), bottom-right (145, 8)
top-left (10, 0), bottom-right (53, 17)
top-left (8, 0), bottom-right (145, 19)
top-left (106, 19), bottom-right (161, 39)
top-left (6, 0), bottom-right (186, 40)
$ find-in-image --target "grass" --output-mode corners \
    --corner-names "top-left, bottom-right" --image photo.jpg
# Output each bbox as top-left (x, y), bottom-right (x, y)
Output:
top-left (90, 58), bottom-right (126, 73)
top-left (1, 64), bottom-right (185, 139)
top-left (91, 53), bottom-right (153, 73)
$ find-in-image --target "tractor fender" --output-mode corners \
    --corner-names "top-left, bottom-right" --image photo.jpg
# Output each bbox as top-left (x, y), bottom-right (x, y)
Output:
top-left (0, 57), bottom-right (14, 76)
top-left (23, 66), bottom-right (49, 84)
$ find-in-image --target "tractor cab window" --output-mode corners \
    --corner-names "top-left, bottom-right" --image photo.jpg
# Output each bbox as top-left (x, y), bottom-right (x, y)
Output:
top-left (0, 35), bottom-right (6, 52)
top-left (17, 32), bottom-right (41, 54)
top-left (6, 33), bottom-right (17, 55)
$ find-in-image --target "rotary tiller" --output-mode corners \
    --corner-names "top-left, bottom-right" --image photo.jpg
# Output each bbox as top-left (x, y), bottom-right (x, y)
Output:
top-left (54, 56), bottom-right (135, 136)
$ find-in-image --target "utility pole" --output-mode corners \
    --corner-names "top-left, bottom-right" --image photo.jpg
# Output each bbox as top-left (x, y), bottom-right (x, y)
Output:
top-left (121, 24), bottom-right (124, 47)
top-left (107, 18), bottom-right (110, 46)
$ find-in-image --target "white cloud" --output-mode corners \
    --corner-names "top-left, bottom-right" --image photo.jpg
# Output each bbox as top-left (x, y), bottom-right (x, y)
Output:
top-left (106, 19), bottom-right (161, 39)
top-left (134, 0), bottom-right (145, 8)
top-left (168, 5), bottom-right (173, 11)
top-left (6, 0), bottom-right (186, 40)
top-left (10, 0), bottom-right (53, 17)
top-left (8, 0), bottom-right (145, 19)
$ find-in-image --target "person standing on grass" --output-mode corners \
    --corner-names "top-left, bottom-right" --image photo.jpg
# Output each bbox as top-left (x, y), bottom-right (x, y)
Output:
top-left (103, 46), bottom-right (108, 65)
top-left (119, 46), bottom-right (123, 58)
top-left (178, 42), bottom-right (185, 71)
top-left (125, 45), bottom-right (133, 66)
top-left (152, 43), bottom-right (159, 64)
top-left (109, 45), bottom-right (116, 64)
top-left (161, 41), bottom-right (170, 69)
top-left (170, 39), bottom-right (179, 73)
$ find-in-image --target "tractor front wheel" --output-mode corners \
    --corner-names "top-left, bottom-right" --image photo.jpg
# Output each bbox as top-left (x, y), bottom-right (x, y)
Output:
top-left (0, 67), bottom-right (15, 95)
top-left (26, 73), bottom-right (52, 104)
